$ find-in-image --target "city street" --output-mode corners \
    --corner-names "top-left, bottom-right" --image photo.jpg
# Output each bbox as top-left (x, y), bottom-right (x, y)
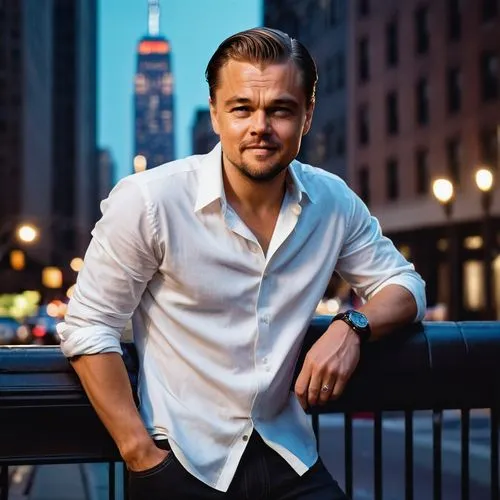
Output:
top-left (7, 410), bottom-right (495, 499)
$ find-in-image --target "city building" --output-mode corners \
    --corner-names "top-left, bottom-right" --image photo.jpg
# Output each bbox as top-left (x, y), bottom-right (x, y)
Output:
top-left (191, 108), bottom-right (218, 155)
top-left (347, 0), bottom-right (500, 319)
top-left (97, 149), bottom-right (116, 203)
top-left (133, 0), bottom-right (175, 171)
top-left (264, 0), bottom-right (349, 178)
top-left (0, 0), bottom-right (98, 295)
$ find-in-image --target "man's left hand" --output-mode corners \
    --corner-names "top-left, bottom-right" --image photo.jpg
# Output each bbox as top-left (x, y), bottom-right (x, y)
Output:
top-left (294, 321), bottom-right (361, 410)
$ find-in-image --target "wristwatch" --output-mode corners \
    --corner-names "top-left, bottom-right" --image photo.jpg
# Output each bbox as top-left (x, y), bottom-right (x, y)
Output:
top-left (331, 310), bottom-right (371, 344)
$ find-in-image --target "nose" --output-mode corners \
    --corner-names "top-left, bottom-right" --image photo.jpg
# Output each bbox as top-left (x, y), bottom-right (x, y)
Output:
top-left (250, 110), bottom-right (271, 136)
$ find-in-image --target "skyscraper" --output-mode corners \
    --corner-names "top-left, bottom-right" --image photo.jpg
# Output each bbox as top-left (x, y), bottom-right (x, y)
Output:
top-left (0, 0), bottom-right (98, 294)
top-left (133, 0), bottom-right (175, 172)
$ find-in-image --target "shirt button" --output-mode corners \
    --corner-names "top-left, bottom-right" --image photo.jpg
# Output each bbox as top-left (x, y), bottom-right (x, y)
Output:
top-left (262, 357), bottom-right (268, 364)
top-left (262, 315), bottom-right (270, 324)
top-left (242, 435), bottom-right (249, 442)
top-left (291, 204), bottom-right (302, 216)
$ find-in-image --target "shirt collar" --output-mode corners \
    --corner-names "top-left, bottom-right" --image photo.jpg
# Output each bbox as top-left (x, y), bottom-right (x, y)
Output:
top-left (288, 161), bottom-right (316, 205)
top-left (194, 143), bottom-right (316, 213)
top-left (194, 142), bottom-right (227, 213)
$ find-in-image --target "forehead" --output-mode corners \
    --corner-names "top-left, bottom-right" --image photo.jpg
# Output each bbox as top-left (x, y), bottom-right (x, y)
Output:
top-left (215, 59), bottom-right (305, 101)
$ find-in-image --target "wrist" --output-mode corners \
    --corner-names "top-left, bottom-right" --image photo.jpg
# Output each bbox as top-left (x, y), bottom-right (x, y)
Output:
top-left (327, 319), bottom-right (361, 345)
top-left (119, 433), bottom-right (156, 465)
top-left (330, 309), bottom-right (371, 344)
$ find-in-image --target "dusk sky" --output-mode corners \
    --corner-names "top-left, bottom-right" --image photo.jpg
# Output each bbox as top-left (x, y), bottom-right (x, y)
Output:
top-left (98, 0), bottom-right (263, 181)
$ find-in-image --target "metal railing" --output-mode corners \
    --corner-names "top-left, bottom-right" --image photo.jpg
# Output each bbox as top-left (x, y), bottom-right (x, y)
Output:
top-left (0, 319), bottom-right (499, 499)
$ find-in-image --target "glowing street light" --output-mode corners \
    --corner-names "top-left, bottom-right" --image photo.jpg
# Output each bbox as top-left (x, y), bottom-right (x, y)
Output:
top-left (475, 167), bottom-right (494, 193)
top-left (134, 155), bottom-right (147, 173)
top-left (432, 178), bottom-right (454, 205)
top-left (16, 224), bottom-right (39, 243)
top-left (70, 257), bottom-right (84, 272)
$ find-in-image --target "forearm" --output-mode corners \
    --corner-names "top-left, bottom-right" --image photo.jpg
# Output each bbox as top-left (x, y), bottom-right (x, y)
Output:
top-left (358, 284), bottom-right (418, 340)
top-left (71, 352), bottom-right (153, 463)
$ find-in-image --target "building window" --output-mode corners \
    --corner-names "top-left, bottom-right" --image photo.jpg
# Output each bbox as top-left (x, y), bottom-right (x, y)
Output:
top-left (358, 104), bottom-right (369, 146)
top-left (415, 4), bottom-right (430, 55)
top-left (386, 17), bottom-right (399, 67)
top-left (482, 0), bottom-right (498, 22)
top-left (358, 37), bottom-right (370, 84)
top-left (334, 52), bottom-right (345, 89)
top-left (447, 66), bottom-right (462, 114)
top-left (358, 166), bottom-right (370, 205)
top-left (358, 0), bottom-right (370, 18)
top-left (325, 58), bottom-right (335, 94)
top-left (386, 91), bottom-right (399, 135)
top-left (448, 0), bottom-right (461, 40)
top-left (480, 128), bottom-right (499, 169)
top-left (329, 0), bottom-right (344, 25)
top-left (446, 137), bottom-right (462, 185)
top-left (336, 119), bottom-right (346, 157)
top-left (480, 51), bottom-right (499, 101)
top-left (324, 122), bottom-right (335, 159)
top-left (326, 53), bottom-right (345, 93)
top-left (416, 77), bottom-right (429, 125)
top-left (415, 148), bottom-right (429, 194)
top-left (386, 158), bottom-right (399, 201)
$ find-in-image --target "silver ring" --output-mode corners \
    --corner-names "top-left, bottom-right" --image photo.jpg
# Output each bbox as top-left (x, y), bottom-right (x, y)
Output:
top-left (321, 384), bottom-right (330, 392)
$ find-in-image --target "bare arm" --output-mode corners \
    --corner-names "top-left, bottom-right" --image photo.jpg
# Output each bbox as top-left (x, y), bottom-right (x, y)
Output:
top-left (59, 179), bottom-right (167, 471)
top-left (295, 189), bottom-right (425, 409)
top-left (71, 353), bottom-right (168, 470)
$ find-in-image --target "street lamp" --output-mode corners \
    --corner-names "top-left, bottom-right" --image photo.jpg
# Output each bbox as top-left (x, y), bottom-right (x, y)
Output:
top-left (432, 177), bottom-right (460, 320)
top-left (432, 179), bottom-right (454, 216)
top-left (475, 167), bottom-right (495, 319)
top-left (16, 223), bottom-right (39, 244)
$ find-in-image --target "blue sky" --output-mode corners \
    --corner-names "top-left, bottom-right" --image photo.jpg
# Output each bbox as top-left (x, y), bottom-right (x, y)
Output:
top-left (98, 0), bottom-right (263, 181)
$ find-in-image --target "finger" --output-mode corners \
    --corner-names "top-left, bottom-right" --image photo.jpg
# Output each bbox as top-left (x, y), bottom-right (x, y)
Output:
top-left (307, 369), bottom-right (325, 408)
top-left (331, 373), bottom-right (348, 399)
top-left (294, 363), bottom-right (313, 410)
top-left (318, 380), bottom-right (334, 405)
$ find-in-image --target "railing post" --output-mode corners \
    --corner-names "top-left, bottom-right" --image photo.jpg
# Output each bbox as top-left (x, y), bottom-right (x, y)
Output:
top-left (0, 466), bottom-right (8, 500)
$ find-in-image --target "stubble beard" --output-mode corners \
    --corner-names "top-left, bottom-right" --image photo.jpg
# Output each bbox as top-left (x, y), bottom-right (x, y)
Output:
top-left (227, 152), bottom-right (289, 183)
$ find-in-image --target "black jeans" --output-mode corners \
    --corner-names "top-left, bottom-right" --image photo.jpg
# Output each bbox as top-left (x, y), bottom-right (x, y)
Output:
top-left (128, 431), bottom-right (349, 499)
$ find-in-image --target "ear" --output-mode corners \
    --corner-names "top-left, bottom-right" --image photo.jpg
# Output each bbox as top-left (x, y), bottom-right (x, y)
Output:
top-left (209, 97), bottom-right (221, 136)
top-left (302, 101), bottom-right (315, 136)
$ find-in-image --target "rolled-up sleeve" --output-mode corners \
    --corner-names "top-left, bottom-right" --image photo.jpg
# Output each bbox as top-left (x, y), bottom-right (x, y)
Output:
top-left (57, 177), bottom-right (161, 357)
top-left (336, 192), bottom-right (427, 322)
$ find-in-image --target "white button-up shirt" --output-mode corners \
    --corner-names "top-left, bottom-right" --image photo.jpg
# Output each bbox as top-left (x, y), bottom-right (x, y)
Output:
top-left (58, 143), bottom-right (426, 492)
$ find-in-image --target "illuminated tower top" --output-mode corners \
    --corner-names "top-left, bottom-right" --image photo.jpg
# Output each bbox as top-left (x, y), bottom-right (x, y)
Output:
top-left (148, 0), bottom-right (160, 36)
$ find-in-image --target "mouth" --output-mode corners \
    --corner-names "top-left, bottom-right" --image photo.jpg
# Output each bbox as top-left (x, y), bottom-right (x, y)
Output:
top-left (244, 145), bottom-right (279, 153)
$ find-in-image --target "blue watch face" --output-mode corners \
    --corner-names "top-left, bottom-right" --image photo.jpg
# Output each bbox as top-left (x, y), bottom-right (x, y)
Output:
top-left (349, 310), bottom-right (368, 329)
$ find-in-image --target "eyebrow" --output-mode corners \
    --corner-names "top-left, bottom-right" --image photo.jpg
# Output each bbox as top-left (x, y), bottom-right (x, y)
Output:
top-left (224, 96), bottom-right (300, 108)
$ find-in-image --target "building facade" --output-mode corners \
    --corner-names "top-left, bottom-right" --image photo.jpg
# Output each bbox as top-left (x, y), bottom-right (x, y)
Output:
top-left (191, 108), bottom-right (218, 155)
top-left (0, 0), bottom-right (98, 295)
top-left (264, 0), bottom-right (349, 178)
top-left (133, 0), bottom-right (175, 171)
top-left (347, 0), bottom-right (500, 319)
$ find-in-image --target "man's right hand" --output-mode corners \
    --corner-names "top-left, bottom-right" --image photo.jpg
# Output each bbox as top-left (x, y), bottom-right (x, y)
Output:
top-left (123, 440), bottom-right (170, 472)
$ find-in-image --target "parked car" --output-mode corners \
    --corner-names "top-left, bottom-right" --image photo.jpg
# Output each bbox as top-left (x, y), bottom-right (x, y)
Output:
top-left (0, 316), bottom-right (21, 345)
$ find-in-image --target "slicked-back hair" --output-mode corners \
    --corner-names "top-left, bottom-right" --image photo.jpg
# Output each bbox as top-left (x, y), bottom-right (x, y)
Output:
top-left (205, 27), bottom-right (318, 106)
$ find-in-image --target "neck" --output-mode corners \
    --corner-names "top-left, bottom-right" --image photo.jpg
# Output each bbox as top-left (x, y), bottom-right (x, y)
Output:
top-left (222, 158), bottom-right (287, 213)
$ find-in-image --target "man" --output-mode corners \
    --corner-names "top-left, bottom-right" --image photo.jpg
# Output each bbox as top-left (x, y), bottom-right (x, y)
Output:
top-left (58, 27), bottom-right (426, 499)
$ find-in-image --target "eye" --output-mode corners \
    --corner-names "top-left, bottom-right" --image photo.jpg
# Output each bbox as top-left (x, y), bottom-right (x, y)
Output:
top-left (270, 107), bottom-right (293, 117)
top-left (231, 106), bottom-right (251, 116)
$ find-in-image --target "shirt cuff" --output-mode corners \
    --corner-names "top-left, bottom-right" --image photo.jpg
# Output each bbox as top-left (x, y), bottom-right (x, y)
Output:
top-left (57, 322), bottom-right (123, 358)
